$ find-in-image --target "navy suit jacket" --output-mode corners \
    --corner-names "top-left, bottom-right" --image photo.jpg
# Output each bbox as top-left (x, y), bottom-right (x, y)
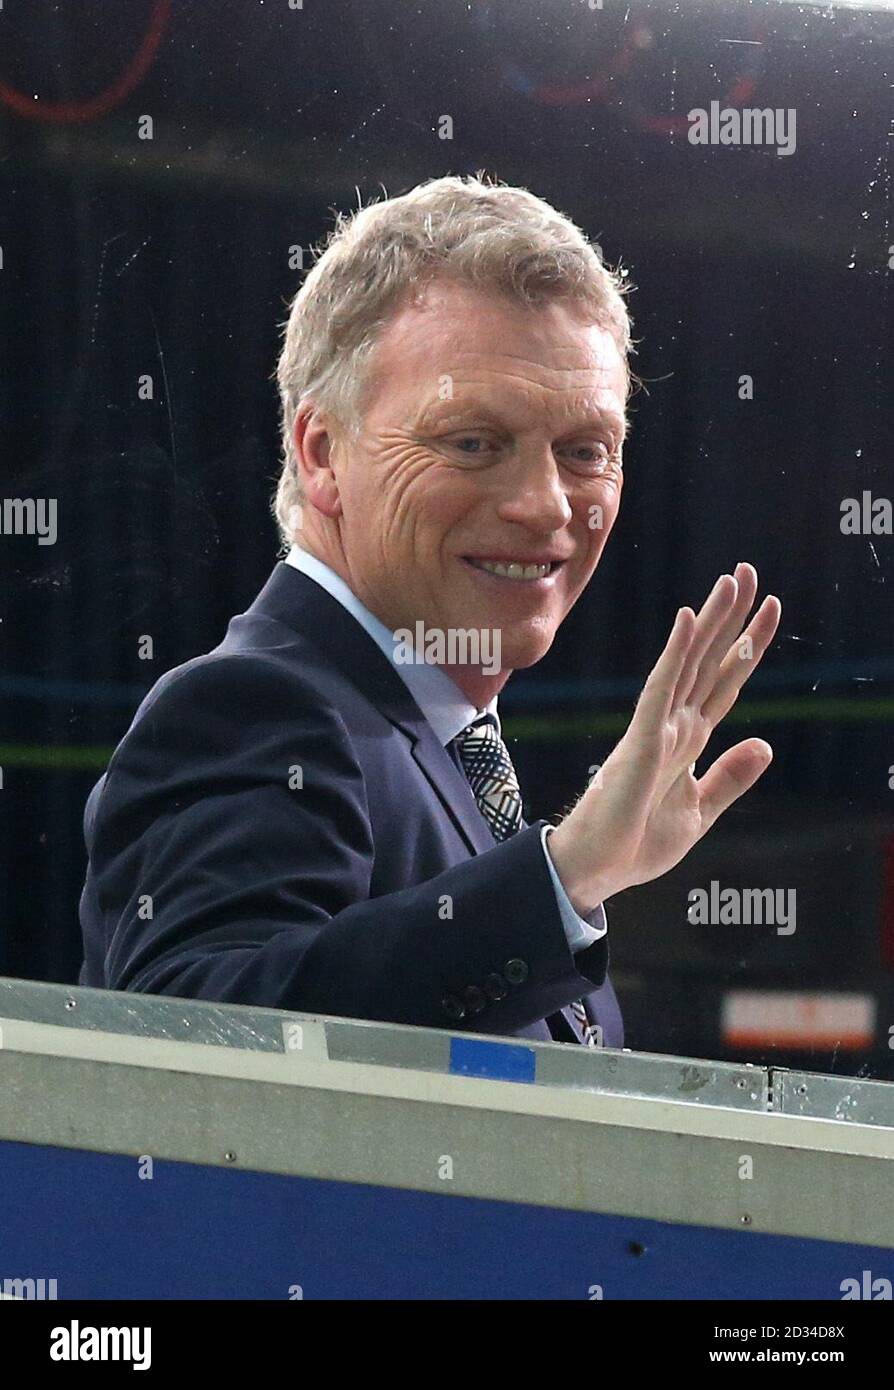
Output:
top-left (79, 562), bottom-right (623, 1047)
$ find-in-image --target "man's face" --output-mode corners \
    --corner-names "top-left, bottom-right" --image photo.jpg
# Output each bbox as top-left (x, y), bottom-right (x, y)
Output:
top-left (317, 277), bottom-right (627, 676)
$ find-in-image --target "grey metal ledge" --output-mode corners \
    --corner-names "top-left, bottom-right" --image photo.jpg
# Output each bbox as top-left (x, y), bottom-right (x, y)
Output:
top-left (0, 974), bottom-right (771, 1110)
top-left (775, 1069), bottom-right (894, 1128)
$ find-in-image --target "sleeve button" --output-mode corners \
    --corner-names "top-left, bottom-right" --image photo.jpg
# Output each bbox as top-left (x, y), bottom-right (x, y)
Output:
top-left (484, 973), bottom-right (509, 1001)
top-left (504, 958), bottom-right (529, 985)
top-left (441, 993), bottom-right (466, 1021)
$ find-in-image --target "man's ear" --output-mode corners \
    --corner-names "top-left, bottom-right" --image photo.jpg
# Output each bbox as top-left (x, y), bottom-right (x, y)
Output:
top-left (293, 405), bottom-right (343, 519)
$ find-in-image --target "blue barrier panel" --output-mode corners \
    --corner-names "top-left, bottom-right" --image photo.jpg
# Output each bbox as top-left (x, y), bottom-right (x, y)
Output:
top-left (1, 1138), bottom-right (893, 1300)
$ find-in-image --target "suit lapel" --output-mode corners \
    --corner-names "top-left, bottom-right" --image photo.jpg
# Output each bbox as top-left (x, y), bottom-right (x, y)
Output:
top-left (245, 563), bottom-right (496, 856)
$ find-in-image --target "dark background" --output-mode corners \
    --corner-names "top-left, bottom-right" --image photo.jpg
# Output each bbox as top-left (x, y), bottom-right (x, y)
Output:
top-left (1, 0), bottom-right (892, 1075)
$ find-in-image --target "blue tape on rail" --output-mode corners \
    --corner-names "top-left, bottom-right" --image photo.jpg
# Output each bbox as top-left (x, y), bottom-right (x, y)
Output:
top-left (449, 1037), bottom-right (536, 1083)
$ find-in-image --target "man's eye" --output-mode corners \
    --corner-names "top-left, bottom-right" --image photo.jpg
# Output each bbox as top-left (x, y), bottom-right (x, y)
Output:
top-left (562, 442), bottom-right (612, 470)
top-left (450, 435), bottom-right (495, 455)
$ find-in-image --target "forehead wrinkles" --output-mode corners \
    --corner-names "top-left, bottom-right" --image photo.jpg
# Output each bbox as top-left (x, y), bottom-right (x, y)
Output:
top-left (368, 307), bottom-right (627, 428)
top-left (411, 362), bottom-right (625, 435)
top-left (412, 393), bottom-right (614, 441)
top-left (378, 292), bottom-right (617, 363)
top-left (457, 352), bottom-right (616, 389)
top-left (423, 329), bottom-right (617, 375)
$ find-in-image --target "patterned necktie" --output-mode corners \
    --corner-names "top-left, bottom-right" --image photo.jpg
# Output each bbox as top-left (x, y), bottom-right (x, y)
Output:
top-left (453, 714), bottom-right (597, 1046)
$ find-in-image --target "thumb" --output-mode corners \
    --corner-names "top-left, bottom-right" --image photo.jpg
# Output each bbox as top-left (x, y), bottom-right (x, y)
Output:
top-left (697, 739), bottom-right (773, 832)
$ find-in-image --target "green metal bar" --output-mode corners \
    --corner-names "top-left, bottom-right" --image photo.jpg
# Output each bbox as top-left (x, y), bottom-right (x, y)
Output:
top-left (0, 695), bottom-right (892, 767)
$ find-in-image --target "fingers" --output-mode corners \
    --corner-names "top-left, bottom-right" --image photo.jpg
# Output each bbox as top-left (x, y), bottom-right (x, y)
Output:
top-left (701, 593), bottom-right (782, 726)
top-left (632, 605), bottom-right (695, 733)
top-left (672, 573), bottom-right (740, 711)
top-left (696, 738), bottom-right (774, 833)
top-left (687, 562), bottom-right (758, 711)
top-left (632, 565), bottom-right (779, 750)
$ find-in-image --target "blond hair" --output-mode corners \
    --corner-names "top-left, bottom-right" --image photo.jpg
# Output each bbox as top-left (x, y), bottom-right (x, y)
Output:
top-left (271, 174), bottom-right (636, 549)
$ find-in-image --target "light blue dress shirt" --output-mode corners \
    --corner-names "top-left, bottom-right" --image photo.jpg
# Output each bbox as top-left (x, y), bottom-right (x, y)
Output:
top-left (284, 545), bottom-right (607, 951)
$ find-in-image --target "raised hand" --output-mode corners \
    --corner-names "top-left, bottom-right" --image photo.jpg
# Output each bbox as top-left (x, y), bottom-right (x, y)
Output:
top-left (548, 563), bottom-right (782, 914)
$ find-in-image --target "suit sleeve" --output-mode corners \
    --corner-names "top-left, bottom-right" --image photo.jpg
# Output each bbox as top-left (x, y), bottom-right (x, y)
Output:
top-left (84, 654), bottom-right (608, 1033)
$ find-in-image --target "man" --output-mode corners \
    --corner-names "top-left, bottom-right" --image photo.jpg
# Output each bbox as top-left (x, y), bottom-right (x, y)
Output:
top-left (79, 176), bottom-right (780, 1049)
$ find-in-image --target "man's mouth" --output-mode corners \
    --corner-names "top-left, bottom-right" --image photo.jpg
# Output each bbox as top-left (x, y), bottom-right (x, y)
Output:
top-left (463, 557), bottom-right (565, 582)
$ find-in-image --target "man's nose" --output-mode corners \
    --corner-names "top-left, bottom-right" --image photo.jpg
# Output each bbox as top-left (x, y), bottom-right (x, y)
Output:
top-left (495, 451), bottom-right (573, 531)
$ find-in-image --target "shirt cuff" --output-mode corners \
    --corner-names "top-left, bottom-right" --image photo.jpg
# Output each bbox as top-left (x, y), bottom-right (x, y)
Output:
top-left (540, 822), bottom-right (608, 952)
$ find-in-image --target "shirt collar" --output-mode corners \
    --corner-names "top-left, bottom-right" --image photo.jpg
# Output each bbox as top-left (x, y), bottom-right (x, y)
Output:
top-left (284, 545), bottom-right (500, 746)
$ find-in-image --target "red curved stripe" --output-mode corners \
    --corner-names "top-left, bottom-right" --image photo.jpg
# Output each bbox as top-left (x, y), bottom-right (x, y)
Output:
top-left (0, 0), bottom-right (171, 124)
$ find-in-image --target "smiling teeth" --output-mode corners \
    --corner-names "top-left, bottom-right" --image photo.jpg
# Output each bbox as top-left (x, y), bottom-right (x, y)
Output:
top-left (476, 560), bottom-right (552, 580)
